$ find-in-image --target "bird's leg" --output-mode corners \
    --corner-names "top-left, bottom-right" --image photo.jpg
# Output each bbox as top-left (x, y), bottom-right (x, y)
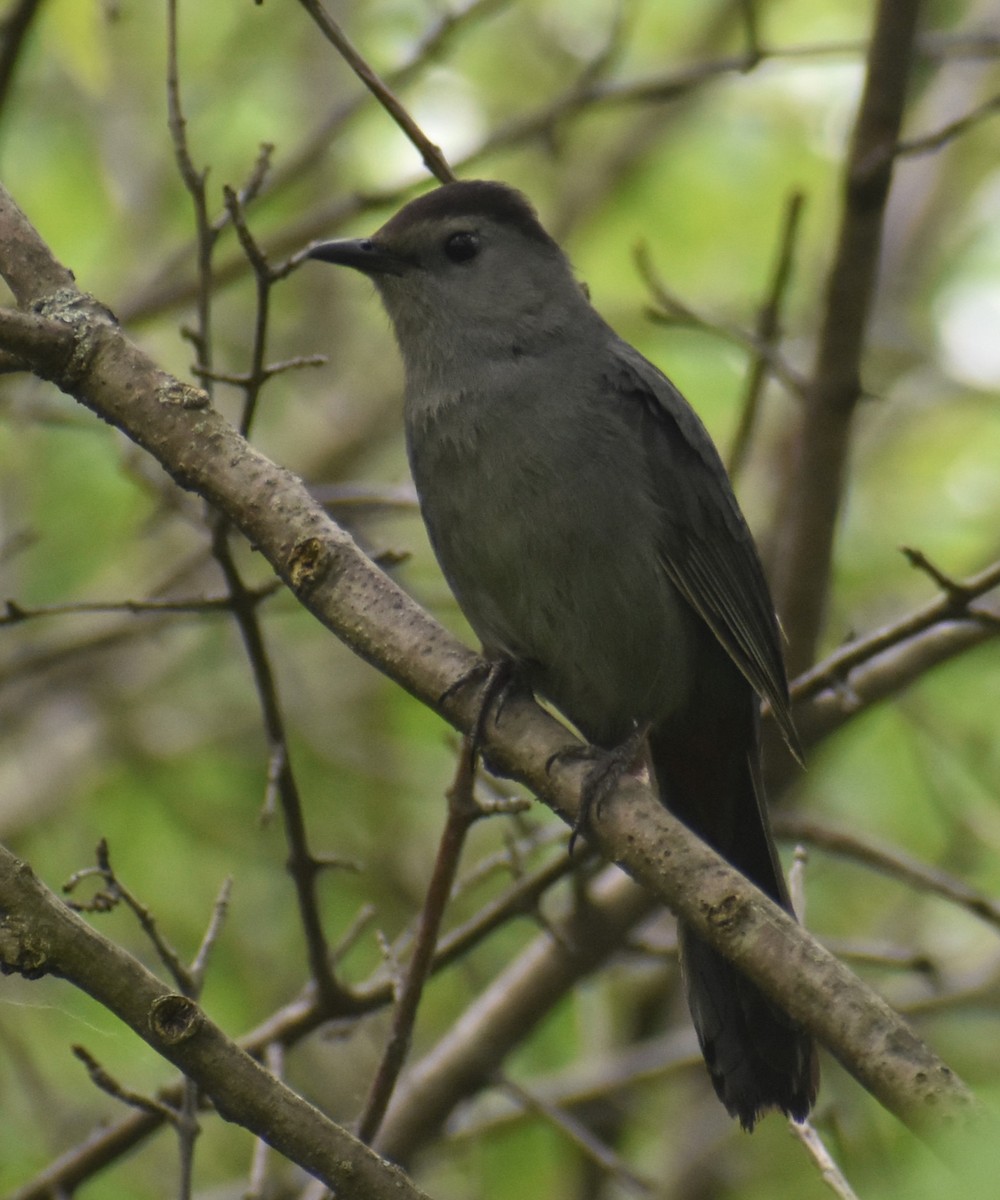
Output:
top-left (548, 722), bottom-right (651, 854)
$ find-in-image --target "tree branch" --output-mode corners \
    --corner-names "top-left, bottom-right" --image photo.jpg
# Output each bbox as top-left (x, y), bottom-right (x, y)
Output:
top-left (295, 0), bottom-right (454, 183)
top-left (0, 847), bottom-right (432, 1200)
top-left (770, 0), bottom-right (923, 674)
top-left (0, 180), bottom-right (980, 1143)
top-left (376, 868), bottom-right (658, 1163)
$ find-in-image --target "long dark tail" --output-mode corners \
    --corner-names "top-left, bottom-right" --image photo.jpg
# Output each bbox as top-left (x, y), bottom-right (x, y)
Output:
top-left (648, 705), bottom-right (817, 1130)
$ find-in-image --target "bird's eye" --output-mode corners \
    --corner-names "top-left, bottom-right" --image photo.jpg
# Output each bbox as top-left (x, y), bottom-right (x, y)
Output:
top-left (444, 231), bottom-right (480, 263)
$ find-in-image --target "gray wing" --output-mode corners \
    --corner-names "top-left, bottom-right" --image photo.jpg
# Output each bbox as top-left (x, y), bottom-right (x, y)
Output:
top-left (606, 338), bottom-right (799, 752)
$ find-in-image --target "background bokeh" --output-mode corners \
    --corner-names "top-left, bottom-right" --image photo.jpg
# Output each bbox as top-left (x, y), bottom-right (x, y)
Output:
top-left (1, 0), bottom-right (999, 1196)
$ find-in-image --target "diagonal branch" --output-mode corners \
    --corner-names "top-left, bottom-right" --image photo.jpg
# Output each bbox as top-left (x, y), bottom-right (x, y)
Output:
top-left (0, 180), bottom-right (980, 1139)
top-left (0, 846), bottom-right (432, 1200)
top-left (790, 555), bottom-right (1000, 706)
top-left (375, 868), bottom-right (658, 1164)
top-left (295, 0), bottom-right (454, 183)
top-left (357, 744), bottom-right (482, 1143)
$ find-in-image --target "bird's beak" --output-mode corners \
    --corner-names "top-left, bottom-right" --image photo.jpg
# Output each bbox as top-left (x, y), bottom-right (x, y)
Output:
top-left (306, 237), bottom-right (409, 277)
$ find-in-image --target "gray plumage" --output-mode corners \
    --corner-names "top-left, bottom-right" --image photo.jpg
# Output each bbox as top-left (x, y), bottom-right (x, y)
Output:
top-left (308, 180), bottom-right (817, 1129)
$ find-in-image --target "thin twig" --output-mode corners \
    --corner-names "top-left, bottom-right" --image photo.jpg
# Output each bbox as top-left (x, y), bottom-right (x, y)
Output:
top-left (497, 1074), bottom-right (658, 1197)
top-left (0, 584), bottom-right (279, 625)
top-left (374, 870), bottom-right (660, 1162)
top-left (189, 877), bottom-right (234, 990)
top-left (63, 840), bottom-right (195, 994)
top-left (246, 1043), bottom-right (285, 1199)
top-left (788, 554), bottom-right (1000, 704)
top-left (191, 354), bottom-right (327, 388)
top-left (635, 244), bottom-right (808, 399)
top-left (71, 1046), bottom-right (184, 1126)
top-left (774, 814), bottom-right (1000, 933)
top-left (378, 829), bottom-right (575, 993)
top-left (728, 190), bottom-right (806, 480)
top-left (165, 0), bottom-right (216, 390)
top-left (789, 1120), bottom-right (861, 1200)
top-left (898, 90), bottom-right (1000, 156)
top-left (357, 739), bottom-right (484, 1143)
top-left (296, 0), bottom-right (454, 182)
top-left (223, 183), bottom-right (275, 435)
top-left (209, 525), bottom-right (353, 1013)
top-left (177, 1079), bottom-right (199, 1200)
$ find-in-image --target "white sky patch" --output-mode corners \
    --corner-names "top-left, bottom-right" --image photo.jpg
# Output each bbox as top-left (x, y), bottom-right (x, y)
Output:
top-left (368, 68), bottom-right (485, 178)
top-left (936, 281), bottom-right (1000, 390)
top-left (752, 58), bottom-right (864, 159)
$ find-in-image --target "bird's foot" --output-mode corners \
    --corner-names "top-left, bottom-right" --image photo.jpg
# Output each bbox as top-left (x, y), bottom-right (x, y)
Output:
top-left (548, 723), bottom-right (651, 855)
top-left (441, 657), bottom-right (521, 762)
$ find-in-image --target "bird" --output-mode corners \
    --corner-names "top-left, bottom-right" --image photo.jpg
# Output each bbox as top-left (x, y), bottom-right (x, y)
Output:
top-left (307, 179), bottom-right (818, 1129)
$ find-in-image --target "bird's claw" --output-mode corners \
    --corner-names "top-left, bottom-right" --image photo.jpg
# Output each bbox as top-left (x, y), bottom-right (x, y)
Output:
top-left (550, 724), bottom-right (650, 855)
top-left (441, 657), bottom-right (520, 762)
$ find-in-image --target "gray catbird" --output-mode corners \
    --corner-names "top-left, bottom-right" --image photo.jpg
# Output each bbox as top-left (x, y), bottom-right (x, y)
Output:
top-left (308, 180), bottom-right (817, 1129)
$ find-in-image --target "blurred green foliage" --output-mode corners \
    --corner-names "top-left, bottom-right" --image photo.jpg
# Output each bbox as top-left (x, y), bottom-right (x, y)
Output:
top-left (1, 0), bottom-right (999, 1197)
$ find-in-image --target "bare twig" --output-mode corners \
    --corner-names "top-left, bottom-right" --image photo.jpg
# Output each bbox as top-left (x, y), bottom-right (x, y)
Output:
top-left (295, 0), bottom-right (454, 182)
top-left (71, 1046), bottom-right (184, 1126)
top-left (357, 740), bottom-right (484, 1143)
top-left (246, 1043), bottom-right (286, 1199)
top-left (898, 89), bottom-right (1000, 156)
top-left (0, 584), bottom-right (279, 625)
top-left (192, 354), bottom-right (327, 388)
top-left (728, 190), bottom-right (806, 480)
top-left (789, 1120), bottom-right (861, 1200)
top-left (497, 1074), bottom-right (658, 1197)
top-left (189, 877), bottom-right (234, 990)
top-left (375, 869), bottom-right (659, 1164)
top-left (222, 183), bottom-right (275, 435)
top-left (788, 554), bottom-right (1000, 705)
top-left (63, 840), bottom-right (194, 994)
top-left (635, 244), bottom-right (808, 399)
top-left (425, 845), bottom-right (578, 975)
top-left (774, 814), bottom-right (1000, 933)
top-left (208, 525), bottom-right (353, 1014)
top-left (165, 0), bottom-right (216, 387)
